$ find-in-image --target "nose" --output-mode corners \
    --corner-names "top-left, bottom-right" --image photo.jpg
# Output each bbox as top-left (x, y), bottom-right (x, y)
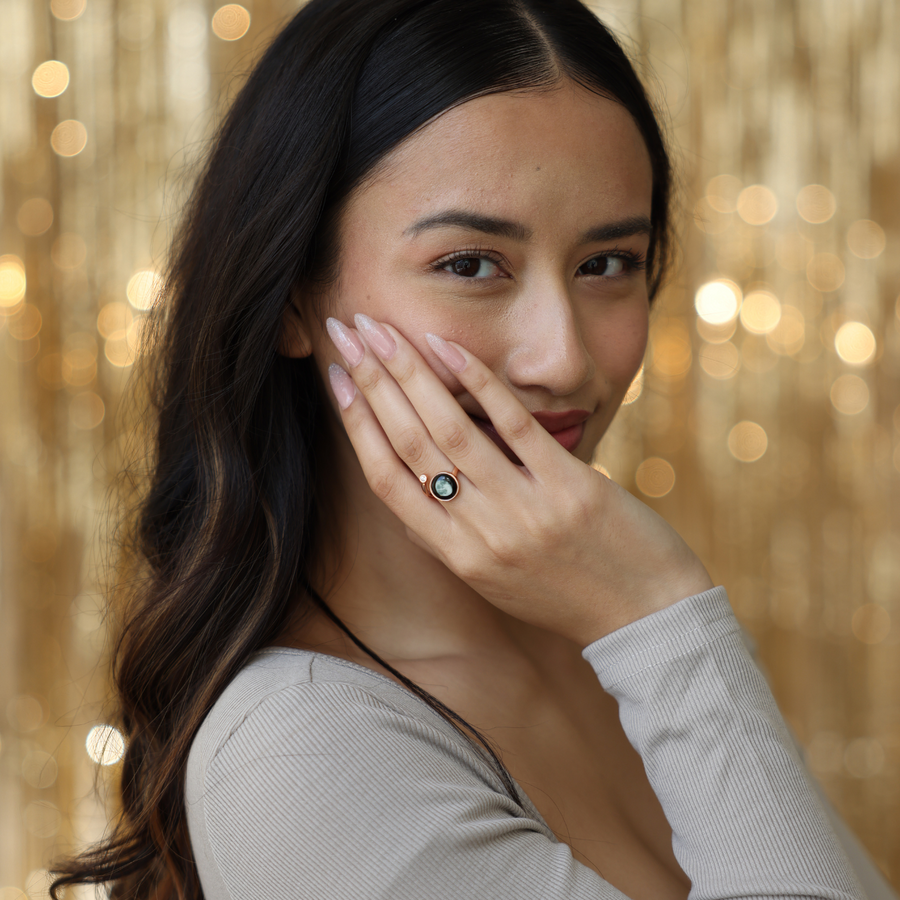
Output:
top-left (504, 280), bottom-right (595, 397)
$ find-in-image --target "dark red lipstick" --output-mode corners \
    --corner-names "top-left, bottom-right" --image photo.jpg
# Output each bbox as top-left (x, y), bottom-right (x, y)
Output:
top-left (531, 410), bottom-right (590, 452)
top-left (469, 409), bottom-right (590, 460)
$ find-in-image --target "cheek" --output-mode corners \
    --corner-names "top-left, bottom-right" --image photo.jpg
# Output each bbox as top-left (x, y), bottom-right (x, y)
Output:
top-left (589, 303), bottom-right (650, 390)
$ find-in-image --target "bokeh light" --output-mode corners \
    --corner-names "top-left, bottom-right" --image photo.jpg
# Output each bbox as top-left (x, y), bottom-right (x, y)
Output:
top-left (806, 252), bottom-right (845, 292)
top-left (705, 174), bottom-right (742, 213)
top-left (740, 290), bottom-right (781, 334)
top-left (765, 306), bottom-right (805, 356)
top-left (694, 279), bottom-right (741, 324)
top-left (635, 457), bottom-right (676, 497)
top-left (736, 184), bottom-right (777, 225)
top-left (50, 0), bottom-right (86, 20)
top-left (830, 374), bottom-right (870, 415)
top-left (7, 305), bottom-right (43, 341)
top-left (16, 198), bottom-right (54, 236)
top-left (22, 750), bottom-right (58, 789)
top-left (69, 392), bottom-right (105, 429)
top-left (212, 4), bottom-right (251, 40)
top-left (97, 302), bottom-right (133, 339)
top-left (31, 61), bottom-right (70, 98)
top-left (86, 724), bottom-right (126, 765)
top-left (50, 119), bottom-right (88, 157)
top-left (696, 316), bottom-right (736, 344)
top-left (796, 184), bottom-right (836, 223)
top-left (846, 219), bottom-right (886, 259)
top-left (0, 255), bottom-right (27, 310)
top-left (835, 322), bottom-right (876, 366)
top-left (650, 319), bottom-right (692, 379)
top-left (699, 341), bottom-right (740, 379)
top-left (126, 268), bottom-right (163, 310)
top-left (62, 332), bottom-right (98, 386)
top-left (622, 365), bottom-right (643, 405)
top-left (728, 421), bottom-right (768, 462)
top-left (844, 738), bottom-right (885, 778)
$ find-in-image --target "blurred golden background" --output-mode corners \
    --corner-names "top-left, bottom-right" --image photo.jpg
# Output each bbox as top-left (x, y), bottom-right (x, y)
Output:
top-left (1, 0), bottom-right (899, 896)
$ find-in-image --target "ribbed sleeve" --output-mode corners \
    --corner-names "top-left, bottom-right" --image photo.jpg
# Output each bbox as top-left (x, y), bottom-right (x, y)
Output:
top-left (185, 587), bottom-right (870, 900)
top-left (583, 586), bottom-right (863, 900)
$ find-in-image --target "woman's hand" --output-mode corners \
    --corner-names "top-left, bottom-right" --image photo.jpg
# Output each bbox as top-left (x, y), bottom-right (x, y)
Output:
top-left (326, 313), bottom-right (714, 648)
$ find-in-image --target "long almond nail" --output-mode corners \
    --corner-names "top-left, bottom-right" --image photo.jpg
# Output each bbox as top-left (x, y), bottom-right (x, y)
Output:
top-left (328, 363), bottom-right (356, 409)
top-left (354, 313), bottom-right (396, 360)
top-left (426, 333), bottom-right (467, 373)
top-left (326, 317), bottom-right (365, 367)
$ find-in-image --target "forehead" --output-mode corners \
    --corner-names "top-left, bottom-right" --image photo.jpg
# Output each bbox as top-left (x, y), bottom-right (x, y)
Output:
top-left (347, 80), bottom-right (654, 233)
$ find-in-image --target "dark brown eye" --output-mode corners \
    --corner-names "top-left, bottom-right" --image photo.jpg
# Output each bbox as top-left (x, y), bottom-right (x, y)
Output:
top-left (453, 258), bottom-right (479, 276)
top-left (579, 256), bottom-right (625, 277)
top-left (441, 256), bottom-right (502, 278)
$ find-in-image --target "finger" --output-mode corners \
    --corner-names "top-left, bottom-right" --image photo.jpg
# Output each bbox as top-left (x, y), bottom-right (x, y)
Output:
top-left (329, 316), bottom-right (464, 485)
top-left (352, 314), bottom-right (519, 484)
top-left (365, 318), bottom-right (563, 477)
top-left (423, 331), bottom-right (570, 476)
top-left (327, 363), bottom-right (452, 538)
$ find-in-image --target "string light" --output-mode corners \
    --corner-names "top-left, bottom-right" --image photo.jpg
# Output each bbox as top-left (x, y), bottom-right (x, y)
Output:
top-left (50, 0), bottom-right (86, 20)
top-left (212, 4), bottom-right (251, 40)
top-left (32, 61), bottom-right (70, 98)
top-left (834, 322), bottom-right (876, 366)
top-left (635, 457), bottom-right (676, 497)
top-left (740, 290), bottom-right (781, 334)
top-left (796, 184), bottom-right (836, 223)
top-left (126, 268), bottom-right (163, 310)
top-left (846, 220), bottom-right (886, 259)
top-left (50, 119), bottom-right (88, 157)
top-left (728, 422), bottom-right (768, 462)
top-left (17, 198), bottom-right (54, 236)
top-left (830, 374), bottom-right (870, 415)
top-left (85, 725), bottom-right (125, 765)
top-left (736, 185), bottom-right (778, 225)
top-left (695, 279), bottom-right (741, 324)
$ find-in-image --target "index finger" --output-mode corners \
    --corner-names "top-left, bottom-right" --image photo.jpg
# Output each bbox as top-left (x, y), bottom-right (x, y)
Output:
top-left (374, 321), bottom-right (566, 478)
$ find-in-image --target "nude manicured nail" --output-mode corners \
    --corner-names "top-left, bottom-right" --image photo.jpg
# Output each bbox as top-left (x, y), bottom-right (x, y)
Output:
top-left (326, 317), bottom-right (365, 367)
top-left (426, 332), bottom-right (467, 373)
top-left (328, 363), bottom-right (356, 410)
top-left (354, 313), bottom-right (396, 360)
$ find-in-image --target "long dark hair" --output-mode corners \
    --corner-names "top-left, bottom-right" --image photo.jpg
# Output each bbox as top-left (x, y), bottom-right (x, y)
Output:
top-left (51, 1), bottom-right (672, 897)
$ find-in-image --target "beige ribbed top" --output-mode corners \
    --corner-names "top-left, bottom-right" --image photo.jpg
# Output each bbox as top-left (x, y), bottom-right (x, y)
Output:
top-left (185, 587), bottom-right (891, 900)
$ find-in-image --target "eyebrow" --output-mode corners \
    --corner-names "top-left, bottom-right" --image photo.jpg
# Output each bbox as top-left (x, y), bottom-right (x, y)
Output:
top-left (404, 210), bottom-right (652, 244)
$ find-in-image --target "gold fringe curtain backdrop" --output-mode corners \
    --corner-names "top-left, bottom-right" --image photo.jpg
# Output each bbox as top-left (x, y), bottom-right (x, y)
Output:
top-left (0, 0), bottom-right (898, 895)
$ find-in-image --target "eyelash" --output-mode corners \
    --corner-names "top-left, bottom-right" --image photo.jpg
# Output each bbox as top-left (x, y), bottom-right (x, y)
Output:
top-left (431, 246), bottom-right (647, 279)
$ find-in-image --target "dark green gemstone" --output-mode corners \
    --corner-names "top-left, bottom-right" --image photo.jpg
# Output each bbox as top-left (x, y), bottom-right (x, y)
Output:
top-left (431, 473), bottom-right (458, 500)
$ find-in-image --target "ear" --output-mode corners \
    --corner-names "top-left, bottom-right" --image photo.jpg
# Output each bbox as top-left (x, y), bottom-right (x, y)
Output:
top-left (278, 292), bottom-right (314, 358)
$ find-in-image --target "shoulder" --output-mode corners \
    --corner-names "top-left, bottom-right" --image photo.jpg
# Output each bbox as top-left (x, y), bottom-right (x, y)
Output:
top-left (186, 648), bottom-right (500, 797)
top-left (185, 648), bottom-right (558, 900)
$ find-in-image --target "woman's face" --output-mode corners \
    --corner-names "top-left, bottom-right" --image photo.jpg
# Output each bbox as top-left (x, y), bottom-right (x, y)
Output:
top-left (301, 78), bottom-right (654, 466)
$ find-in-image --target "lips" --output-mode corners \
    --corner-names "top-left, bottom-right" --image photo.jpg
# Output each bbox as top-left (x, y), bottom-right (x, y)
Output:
top-left (469, 409), bottom-right (590, 461)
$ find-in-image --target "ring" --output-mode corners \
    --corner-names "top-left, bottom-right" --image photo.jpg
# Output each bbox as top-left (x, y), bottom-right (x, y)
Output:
top-left (419, 467), bottom-right (460, 502)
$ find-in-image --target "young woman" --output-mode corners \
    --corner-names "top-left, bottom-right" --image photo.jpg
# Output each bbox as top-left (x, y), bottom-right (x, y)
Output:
top-left (52, 1), bottom-right (892, 898)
